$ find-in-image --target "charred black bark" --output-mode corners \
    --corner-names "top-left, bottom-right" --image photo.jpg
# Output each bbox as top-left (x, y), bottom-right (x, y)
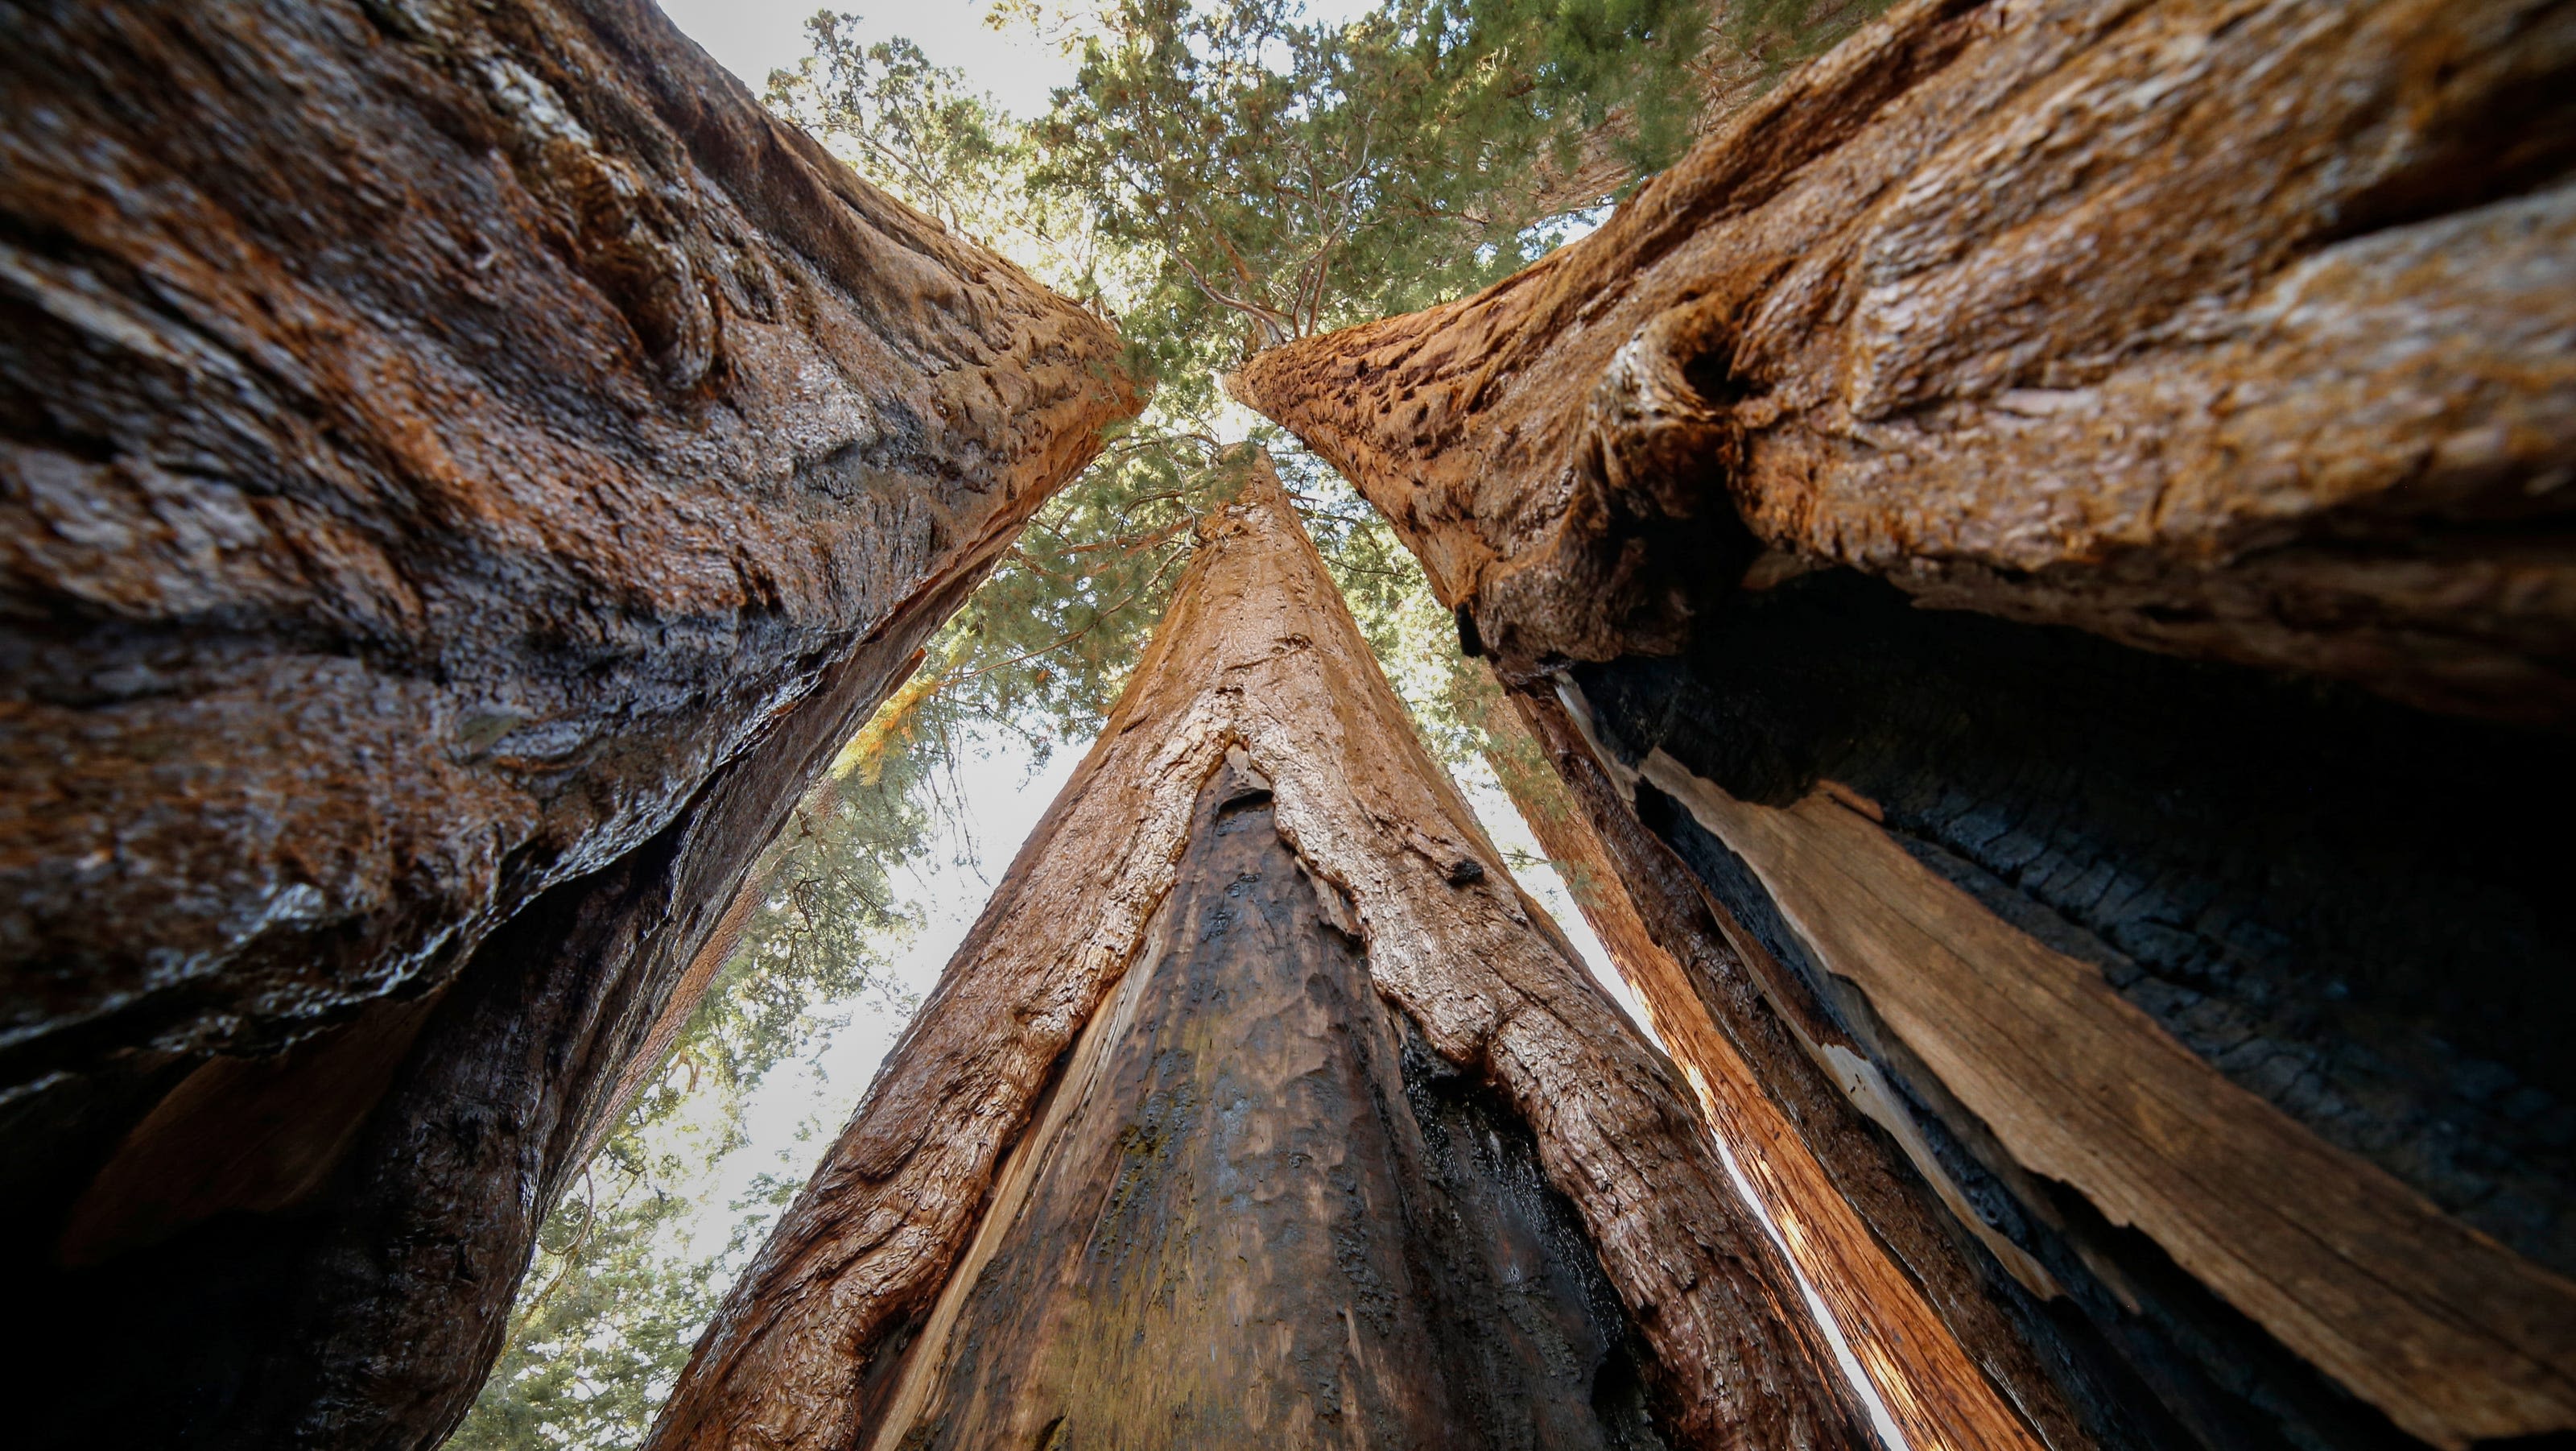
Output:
top-left (1563, 568), bottom-right (2576, 1451)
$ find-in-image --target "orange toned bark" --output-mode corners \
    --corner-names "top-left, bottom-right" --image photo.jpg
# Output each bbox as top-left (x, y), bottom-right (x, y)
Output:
top-left (1234, 0), bottom-right (2576, 723)
top-left (2, 0), bottom-right (1137, 1087)
top-left (646, 454), bottom-right (1864, 1451)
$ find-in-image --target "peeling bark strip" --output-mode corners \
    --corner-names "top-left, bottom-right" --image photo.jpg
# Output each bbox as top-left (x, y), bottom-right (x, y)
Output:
top-left (1467, 589), bottom-right (2576, 1451)
top-left (1232, 0), bottom-right (2576, 724)
top-left (1629, 750), bottom-right (2576, 1449)
top-left (1489, 686), bottom-right (2094, 1451)
top-left (1, 0), bottom-right (1135, 1444)
top-left (646, 455), bottom-right (1865, 1451)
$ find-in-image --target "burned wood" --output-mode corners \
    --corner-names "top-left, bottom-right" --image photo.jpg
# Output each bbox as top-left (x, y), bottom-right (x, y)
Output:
top-left (1496, 684), bottom-right (2115, 1451)
top-left (1233, 2), bottom-right (2576, 1446)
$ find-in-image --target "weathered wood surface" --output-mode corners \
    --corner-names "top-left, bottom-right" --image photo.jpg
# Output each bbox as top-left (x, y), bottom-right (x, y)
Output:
top-left (868, 763), bottom-right (1669, 1448)
top-left (2, 0), bottom-right (1133, 1090)
top-left (1548, 583), bottom-right (2576, 1451)
top-left (1233, 0), bottom-right (2576, 723)
top-left (1493, 684), bottom-right (2100, 1451)
top-left (1625, 746), bottom-right (2576, 1449)
top-left (646, 454), bottom-right (1864, 1451)
top-left (0, 0), bottom-right (1136, 1444)
top-left (1236, 3), bottom-right (2576, 1442)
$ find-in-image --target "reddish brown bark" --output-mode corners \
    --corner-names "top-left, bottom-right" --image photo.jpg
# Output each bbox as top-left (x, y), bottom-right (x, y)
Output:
top-left (1232, 4), bottom-right (2576, 1446)
top-left (0, 0), bottom-right (1137, 1444)
top-left (646, 454), bottom-right (1865, 1451)
top-left (1233, 0), bottom-right (2576, 725)
top-left (864, 761), bottom-right (1674, 1447)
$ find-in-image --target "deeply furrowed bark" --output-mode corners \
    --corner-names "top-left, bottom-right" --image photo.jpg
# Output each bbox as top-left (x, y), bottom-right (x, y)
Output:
top-left (1236, 0), bottom-right (2576, 726)
top-left (0, 0), bottom-right (1137, 1444)
top-left (644, 454), bottom-right (1866, 1451)
top-left (862, 763), bottom-right (1678, 1449)
top-left (1234, 3), bottom-right (2576, 1448)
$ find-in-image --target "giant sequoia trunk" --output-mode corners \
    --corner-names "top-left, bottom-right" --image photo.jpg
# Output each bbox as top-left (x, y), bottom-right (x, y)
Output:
top-left (643, 454), bottom-right (1870, 1451)
top-left (1233, 2), bottom-right (2576, 1448)
top-left (0, 1), bottom-right (1137, 1445)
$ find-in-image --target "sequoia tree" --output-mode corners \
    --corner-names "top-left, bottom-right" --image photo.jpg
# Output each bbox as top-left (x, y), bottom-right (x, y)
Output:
top-left (0, 0), bottom-right (1137, 1445)
top-left (642, 452), bottom-right (1871, 1451)
top-left (1235, 0), bottom-right (2576, 1447)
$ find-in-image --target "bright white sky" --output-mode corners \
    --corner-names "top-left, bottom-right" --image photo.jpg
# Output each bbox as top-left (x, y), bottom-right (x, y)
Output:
top-left (657, 0), bottom-right (1387, 114)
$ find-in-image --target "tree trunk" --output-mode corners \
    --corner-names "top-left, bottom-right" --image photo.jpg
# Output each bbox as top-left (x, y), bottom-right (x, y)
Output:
top-left (0, 0), bottom-right (1137, 1444)
top-left (1232, 3), bottom-right (2576, 1448)
top-left (1234, 0), bottom-right (2576, 726)
top-left (644, 453), bottom-right (1868, 1451)
top-left (866, 759), bottom-right (1679, 1449)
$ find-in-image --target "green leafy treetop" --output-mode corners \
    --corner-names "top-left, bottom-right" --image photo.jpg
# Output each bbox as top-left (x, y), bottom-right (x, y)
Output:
top-left (766, 0), bottom-right (1719, 750)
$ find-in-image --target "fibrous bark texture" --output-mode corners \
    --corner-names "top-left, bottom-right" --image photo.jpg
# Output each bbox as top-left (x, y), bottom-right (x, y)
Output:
top-left (1, 0), bottom-right (1136, 1444)
top-left (1, 0), bottom-right (1131, 1113)
top-left (1233, 0), bottom-right (2576, 725)
top-left (870, 763), bottom-right (1671, 1449)
top-left (1233, 3), bottom-right (2576, 1448)
top-left (645, 455), bottom-right (1865, 1451)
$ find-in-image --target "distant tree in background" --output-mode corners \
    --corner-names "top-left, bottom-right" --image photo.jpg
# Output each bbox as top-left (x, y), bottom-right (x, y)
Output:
top-left (890, 0), bottom-right (1718, 744)
top-left (1034, 0), bottom-right (1706, 369)
top-left (450, 712), bottom-right (938, 1449)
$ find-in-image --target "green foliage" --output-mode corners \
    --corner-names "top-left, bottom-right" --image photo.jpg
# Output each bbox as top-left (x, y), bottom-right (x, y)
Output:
top-left (898, 0), bottom-right (1713, 743)
top-left (1722, 0), bottom-right (1898, 81)
top-left (763, 15), bottom-right (1022, 234)
top-left (446, 1164), bottom-right (714, 1451)
top-left (1031, 0), bottom-right (1707, 374)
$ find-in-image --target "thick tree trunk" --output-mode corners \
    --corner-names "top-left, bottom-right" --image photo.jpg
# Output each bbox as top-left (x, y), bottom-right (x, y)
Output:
top-left (645, 453), bottom-right (1868, 1451)
top-left (1232, 3), bottom-right (2576, 1448)
top-left (867, 760), bottom-right (1676, 1448)
top-left (0, 1), bottom-right (1137, 1444)
top-left (1541, 610), bottom-right (2576, 1451)
top-left (1236, 0), bottom-right (2576, 726)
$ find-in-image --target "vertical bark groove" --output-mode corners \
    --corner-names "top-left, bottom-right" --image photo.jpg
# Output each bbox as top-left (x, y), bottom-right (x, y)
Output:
top-left (646, 455), bottom-right (1865, 1451)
